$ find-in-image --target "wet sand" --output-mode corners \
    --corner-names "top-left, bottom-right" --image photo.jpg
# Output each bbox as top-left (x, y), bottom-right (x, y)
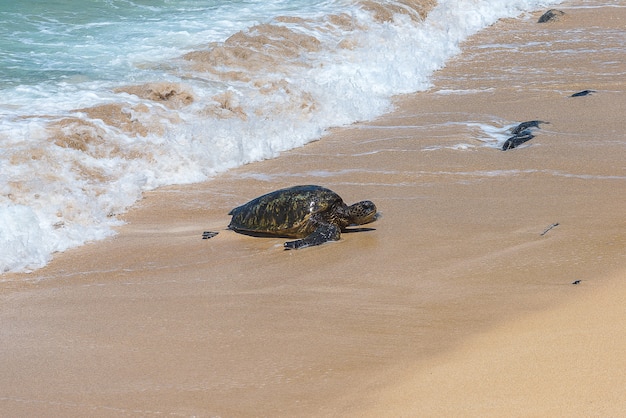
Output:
top-left (1, 2), bottom-right (625, 416)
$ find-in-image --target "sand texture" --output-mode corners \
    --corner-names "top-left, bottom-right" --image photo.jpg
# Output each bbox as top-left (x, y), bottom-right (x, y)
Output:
top-left (1, 2), bottom-right (625, 416)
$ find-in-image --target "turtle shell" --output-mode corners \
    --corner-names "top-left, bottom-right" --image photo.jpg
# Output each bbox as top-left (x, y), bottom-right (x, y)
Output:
top-left (228, 185), bottom-right (344, 238)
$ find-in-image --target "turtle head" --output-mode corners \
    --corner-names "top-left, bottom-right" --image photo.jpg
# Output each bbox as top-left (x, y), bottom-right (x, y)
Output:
top-left (346, 200), bottom-right (378, 225)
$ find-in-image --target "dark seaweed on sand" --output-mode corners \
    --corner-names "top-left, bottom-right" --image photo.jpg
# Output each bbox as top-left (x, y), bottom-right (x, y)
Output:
top-left (502, 120), bottom-right (547, 150)
top-left (571, 90), bottom-right (595, 97)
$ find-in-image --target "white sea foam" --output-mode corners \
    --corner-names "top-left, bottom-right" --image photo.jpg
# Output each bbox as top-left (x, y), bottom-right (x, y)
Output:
top-left (0, 0), bottom-right (564, 274)
top-left (466, 122), bottom-right (518, 149)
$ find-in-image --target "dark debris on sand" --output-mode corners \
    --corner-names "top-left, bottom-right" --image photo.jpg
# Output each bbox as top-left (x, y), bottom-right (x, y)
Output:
top-left (538, 9), bottom-right (565, 23)
top-left (502, 120), bottom-right (548, 151)
top-left (571, 90), bottom-right (595, 97)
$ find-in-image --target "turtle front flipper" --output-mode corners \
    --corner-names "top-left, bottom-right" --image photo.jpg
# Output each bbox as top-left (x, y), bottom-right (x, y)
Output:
top-left (284, 223), bottom-right (340, 250)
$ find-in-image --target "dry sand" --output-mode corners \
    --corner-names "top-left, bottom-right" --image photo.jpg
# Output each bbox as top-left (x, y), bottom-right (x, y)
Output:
top-left (1, 2), bottom-right (625, 416)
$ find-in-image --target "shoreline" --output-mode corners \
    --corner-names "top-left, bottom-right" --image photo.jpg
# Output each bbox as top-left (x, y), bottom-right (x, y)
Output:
top-left (2, 1), bottom-right (625, 416)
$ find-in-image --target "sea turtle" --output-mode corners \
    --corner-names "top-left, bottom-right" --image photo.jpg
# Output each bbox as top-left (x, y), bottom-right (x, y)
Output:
top-left (226, 185), bottom-right (378, 249)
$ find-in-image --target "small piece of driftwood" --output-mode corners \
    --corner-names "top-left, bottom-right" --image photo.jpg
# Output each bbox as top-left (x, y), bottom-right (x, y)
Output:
top-left (540, 222), bottom-right (560, 236)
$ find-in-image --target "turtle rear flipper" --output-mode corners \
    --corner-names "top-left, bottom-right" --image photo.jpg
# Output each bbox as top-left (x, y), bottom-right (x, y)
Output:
top-left (284, 223), bottom-right (340, 250)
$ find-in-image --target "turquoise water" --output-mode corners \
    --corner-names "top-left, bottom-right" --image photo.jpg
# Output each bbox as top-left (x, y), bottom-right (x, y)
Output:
top-left (0, 0), bottom-right (334, 87)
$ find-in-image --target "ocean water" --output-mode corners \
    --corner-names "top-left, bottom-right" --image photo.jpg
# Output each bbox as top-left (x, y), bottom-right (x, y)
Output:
top-left (0, 0), bottom-right (563, 274)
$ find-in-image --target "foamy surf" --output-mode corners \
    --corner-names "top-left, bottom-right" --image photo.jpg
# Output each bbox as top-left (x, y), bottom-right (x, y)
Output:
top-left (0, 0), bottom-right (562, 274)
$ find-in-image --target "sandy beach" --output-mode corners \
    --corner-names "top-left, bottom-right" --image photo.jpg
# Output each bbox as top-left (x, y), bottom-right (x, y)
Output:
top-left (1, 1), bottom-right (625, 416)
